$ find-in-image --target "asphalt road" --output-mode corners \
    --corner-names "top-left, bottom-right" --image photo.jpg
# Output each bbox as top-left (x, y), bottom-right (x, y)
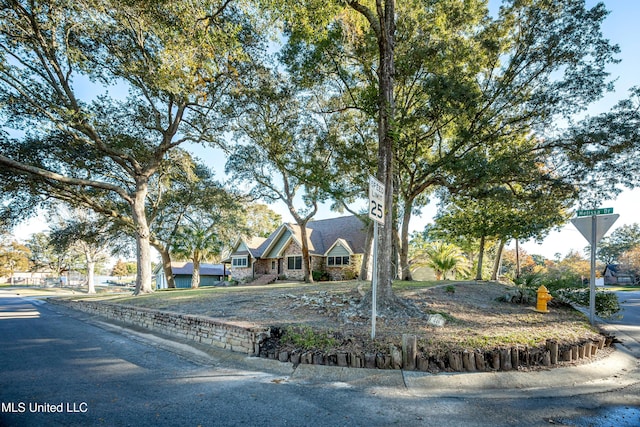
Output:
top-left (600, 290), bottom-right (640, 357)
top-left (1, 290), bottom-right (639, 427)
top-left (614, 290), bottom-right (640, 332)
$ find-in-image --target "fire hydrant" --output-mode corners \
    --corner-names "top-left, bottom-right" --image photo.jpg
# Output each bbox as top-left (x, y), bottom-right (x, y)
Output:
top-left (535, 285), bottom-right (553, 313)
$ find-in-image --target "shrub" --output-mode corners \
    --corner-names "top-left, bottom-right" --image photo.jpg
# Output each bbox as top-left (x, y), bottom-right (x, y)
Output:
top-left (312, 270), bottom-right (330, 281)
top-left (556, 288), bottom-right (621, 318)
top-left (281, 326), bottom-right (337, 351)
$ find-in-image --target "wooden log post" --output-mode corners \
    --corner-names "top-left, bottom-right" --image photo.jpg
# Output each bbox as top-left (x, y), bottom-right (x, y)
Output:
top-left (571, 346), bottom-right (578, 361)
top-left (475, 351), bottom-right (486, 371)
top-left (511, 347), bottom-right (520, 369)
top-left (312, 352), bottom-right (324, 365)
top-left (491, 351), bottom-right (501, 371)
top-left (402, 334), bottom-right (417, 370)
top-left (391, 346), bottom-right (402, 370)
top-left (462, 350), bottom-right (476, 372)
top-left (417, 356), bottom-right (430, 372)
top-left (337, 352), bottom-right (348, 367)
top-left (448, 351), bottom-right (463, 372)
top-left (583, 342), bottom-right (592, 358)
top-left (500, 348), bottom-right (512, 371)
top-left (365, 353), bottom-right (377, 369)
top-left (547, 340), bottom-right (559, 365)
top-left (327, 353), bottom-right (337, 366)
top-left (356, 353), bottom-right (364, 368)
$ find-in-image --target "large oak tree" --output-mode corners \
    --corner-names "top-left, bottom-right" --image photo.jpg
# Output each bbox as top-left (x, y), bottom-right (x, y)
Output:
top-left (0, 0), bottom-right (263, 293)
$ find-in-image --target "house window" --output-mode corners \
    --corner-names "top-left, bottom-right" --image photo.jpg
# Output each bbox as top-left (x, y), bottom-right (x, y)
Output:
top-left (328, 256), bottom-right (350, 266)
top-left (271, 261), bottom-right (276, 270)
top-left (287, 256), bottom-right (302, 270)
top-left (232, 257), bottom-right (248, 268)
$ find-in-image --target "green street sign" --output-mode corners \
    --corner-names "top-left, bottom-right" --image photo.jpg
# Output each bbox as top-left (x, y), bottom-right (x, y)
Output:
top-left (576, 207), bottom-right (614, 217)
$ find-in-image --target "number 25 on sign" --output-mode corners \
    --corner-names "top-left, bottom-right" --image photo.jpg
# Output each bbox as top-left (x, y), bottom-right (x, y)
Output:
top-left (369, 176), bottom-right (385, 225)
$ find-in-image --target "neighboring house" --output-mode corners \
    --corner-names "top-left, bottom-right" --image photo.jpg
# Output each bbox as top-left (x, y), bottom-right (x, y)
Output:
top-left (155, 262), bottom-right (229, 289)
top-left (224, 215), bottom-right (369, 282)
top-left (602, 264), bottom-right (636, 285)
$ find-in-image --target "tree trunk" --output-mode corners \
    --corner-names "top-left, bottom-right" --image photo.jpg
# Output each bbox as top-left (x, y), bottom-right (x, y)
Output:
top-left (475, 234), bottom-right (486, 281)
top-left (132, 181), bottom-right (154, 295)
top-left (491, 239), bottom-right (506, 281)
top-left (374, 0), bottom-right (397, 304)
top-left (151, 242), bottom-right (176, 289)
top-left (86, 259), bottom-right (96, 294)
top-left (191, 257), bottom-right (201, 288)
top-left (299, 222), bottom-right (314, 283)
top-left (399, 200), bottom-right (413, 281)
top-left (392, 224), bottom-right (401, 279)
top-left (515, 239), bottom-right (521, 279)
top-left (360, 221), bottom-right (374, 280)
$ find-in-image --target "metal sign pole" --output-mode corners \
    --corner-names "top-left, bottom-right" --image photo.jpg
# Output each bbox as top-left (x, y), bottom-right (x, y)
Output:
top-left (368, 175), bottom-right (385, 340)
top-left (570, 210), bottom-right (619, 326)
top-left (371, 221), bottom-right (378, 340)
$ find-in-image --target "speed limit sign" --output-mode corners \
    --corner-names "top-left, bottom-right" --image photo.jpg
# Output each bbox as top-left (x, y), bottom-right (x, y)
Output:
top-left (369, 176), bottom-right (385, 225)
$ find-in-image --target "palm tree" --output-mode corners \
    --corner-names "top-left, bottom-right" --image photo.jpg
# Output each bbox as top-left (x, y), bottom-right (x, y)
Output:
top-left (413, 241), bottom-right (470, 280)
top-left (171, 218), bottom-right (224, 289)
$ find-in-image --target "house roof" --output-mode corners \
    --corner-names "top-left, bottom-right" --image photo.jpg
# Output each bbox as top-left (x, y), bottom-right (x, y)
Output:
top-left (245, 215), bottom-right (368, 259)
top-left (289, 216), bottom-right (368, 256)
top-left (166, 262), bottom-right (227, 276)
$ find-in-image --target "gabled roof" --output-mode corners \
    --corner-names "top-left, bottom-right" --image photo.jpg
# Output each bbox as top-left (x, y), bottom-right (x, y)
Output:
top-left (305, 215), bottom-right (368, 256)
top-left (258, 224), bottom-right (298, 259)
top-left (324, 238), bottom-right (355, 256)
top-left (225, 236), bottom-right (270, 261)
top-left (263, 215), bottom-right (367, 258)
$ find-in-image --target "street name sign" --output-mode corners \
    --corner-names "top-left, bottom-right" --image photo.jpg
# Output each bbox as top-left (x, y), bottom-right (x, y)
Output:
top-left (576, 207), bottom-right (613, 217)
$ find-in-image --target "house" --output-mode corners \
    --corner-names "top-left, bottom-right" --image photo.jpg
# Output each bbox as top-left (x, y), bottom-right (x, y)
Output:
top-left (224, 215), bottom-right (369, 283)
top-left (155, 262), bottom-right (229, 289)
top-left (602, 264), bottom-right (636, 285)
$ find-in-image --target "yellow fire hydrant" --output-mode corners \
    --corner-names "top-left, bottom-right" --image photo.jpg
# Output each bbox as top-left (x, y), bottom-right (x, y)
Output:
top-left (535, 285), bottom-right (553, 313)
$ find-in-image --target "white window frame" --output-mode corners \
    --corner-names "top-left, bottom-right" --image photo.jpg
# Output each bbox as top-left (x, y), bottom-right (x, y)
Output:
top-left (232, 257), bottom-right (248, 268)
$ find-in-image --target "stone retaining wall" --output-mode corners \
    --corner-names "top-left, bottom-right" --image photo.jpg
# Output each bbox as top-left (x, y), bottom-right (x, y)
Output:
top-left (53, 299), bottom-right (270, 355)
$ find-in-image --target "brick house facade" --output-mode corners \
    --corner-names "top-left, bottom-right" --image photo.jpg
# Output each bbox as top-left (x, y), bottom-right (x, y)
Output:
top-left (224, 216), bottom-right (368, 283)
